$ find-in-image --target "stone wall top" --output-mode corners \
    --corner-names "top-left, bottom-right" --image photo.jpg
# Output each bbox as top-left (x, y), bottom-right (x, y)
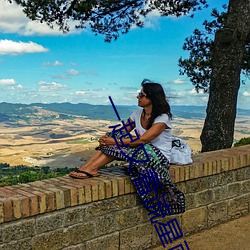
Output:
top-left (0, 145), bottom-right (249, 224)
top-left (170, 145), bottom-right (250, 183)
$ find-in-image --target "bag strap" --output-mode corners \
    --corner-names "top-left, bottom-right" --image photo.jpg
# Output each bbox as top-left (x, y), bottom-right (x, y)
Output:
top-left (172, 139), bottom-right (181, 148)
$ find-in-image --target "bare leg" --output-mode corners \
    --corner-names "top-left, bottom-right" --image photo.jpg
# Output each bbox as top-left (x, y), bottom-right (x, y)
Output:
top-left (81, 150), bottom-right (103, 168)
top-left (69, 150), bottom-right (116, 178)
top-left (82, 153), bottom-right (115, 174)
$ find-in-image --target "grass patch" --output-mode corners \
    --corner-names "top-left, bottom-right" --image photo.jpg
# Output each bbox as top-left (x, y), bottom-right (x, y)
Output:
top-left (0, 163), bottom-right (77, 187)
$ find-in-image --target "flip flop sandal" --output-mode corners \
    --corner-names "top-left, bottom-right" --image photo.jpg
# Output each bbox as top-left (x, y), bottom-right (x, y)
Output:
top-left (69, 169), bottom-right (100, 179)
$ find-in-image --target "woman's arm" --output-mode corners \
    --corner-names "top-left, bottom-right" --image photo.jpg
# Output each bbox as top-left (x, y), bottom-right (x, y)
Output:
top-left (102, 122), bottom-right (168, 147)
top-left (99, 118), bottom-right (135, 146)
top-left (122, 122), bottom-right (168, 147)
top-left (119, 117), bottom-right (135, 133)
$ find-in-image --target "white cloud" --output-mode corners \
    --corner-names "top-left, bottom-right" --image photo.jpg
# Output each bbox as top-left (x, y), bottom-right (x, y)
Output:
top-left (75, 91), bottom-right (86, 95)
top-left (144, 9), bottom-right (161, 29)
top-left (147, 9), bottom-right (161, 18)
top-left (0, 78), bottom-right (25, 91)
top-left (43, 60), bottom-right (63, 66)
top-left (94, 88), bottom-right (108, 91)
top-left (120, 86), bottom-right (138, 91)
top-left (130, 6), bottom-right (161, 30)
top-left (0, 1), bottom-right (27, 33)
top-left (75, 88), bottom-right (108, 95)
top-left (0, 39), bottom-right (48, 55)
top-left (165, 87), bottom-right (209, 106)
top-left (0, 0), bottom-right (82, 36)
top-left (68, 69), bottom-right (80, 76)
top-left (38, 81), bottom-right (68, 91)
top-left (175, 91), bottom-right (186, 97)
top-left (172, 79), bottom-right (185, 85)
top-left (188, 89), bottom-right (197, 94)
top-left (0, 78), bottom-right (16, 85)
top-left (22, 21), bottom-right (64, 36)
top-left (52, 74), bottom-right (68, 79)
top-left (243, 91), bottom-right (250, 97)
top-left (53, 60), bottom-right (63, 66)
top-left (74, 88), bottom-right (109, 102)
top-left (17, 84), bottom-right (24, 89)
top-left (188, 89), bottom-right (206, 95)
top-left (131, 6), bottom-right (180, 30)
top-left (52, 68), bottom-right (80, 79)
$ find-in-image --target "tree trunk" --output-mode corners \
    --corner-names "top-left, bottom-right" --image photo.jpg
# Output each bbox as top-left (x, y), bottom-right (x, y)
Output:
top-left (200, 0), bottom-right (250, 152)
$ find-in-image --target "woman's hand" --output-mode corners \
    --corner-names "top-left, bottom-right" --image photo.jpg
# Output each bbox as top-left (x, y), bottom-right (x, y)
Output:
top-left (99, 135), bottom-right (115, 147)
top-left (99, 134), bottom-right (108, 140)
top-left (98, 134), bottom-right (107, 146)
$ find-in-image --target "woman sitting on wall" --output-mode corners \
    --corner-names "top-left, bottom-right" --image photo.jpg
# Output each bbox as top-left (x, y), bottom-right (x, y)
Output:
top-left (69, 79), bottom-right (185, 215)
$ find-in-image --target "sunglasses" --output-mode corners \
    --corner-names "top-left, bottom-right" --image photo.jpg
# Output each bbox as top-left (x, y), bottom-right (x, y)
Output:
top-left (138, 92), bottom-right (146, 98)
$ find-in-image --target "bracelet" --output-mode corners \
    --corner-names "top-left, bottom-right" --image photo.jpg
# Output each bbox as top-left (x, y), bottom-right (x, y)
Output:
top-left (117, 138), bottom-right (121, 145)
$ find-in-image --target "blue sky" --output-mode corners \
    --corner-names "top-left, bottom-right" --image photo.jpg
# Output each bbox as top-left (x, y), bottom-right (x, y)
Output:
top-left (0, 0), bottom-right (249, 108)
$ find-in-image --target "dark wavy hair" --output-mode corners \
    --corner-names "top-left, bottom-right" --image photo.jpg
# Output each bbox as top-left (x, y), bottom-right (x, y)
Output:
top-left (141, 79), bottom-right (172, 129)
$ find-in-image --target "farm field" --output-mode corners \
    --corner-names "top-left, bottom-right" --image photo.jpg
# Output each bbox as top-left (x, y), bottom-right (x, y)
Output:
top-left (0, 114), bottom-right (249, 168)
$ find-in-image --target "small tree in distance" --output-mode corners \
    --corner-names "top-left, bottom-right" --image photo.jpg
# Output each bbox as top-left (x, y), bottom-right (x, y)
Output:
top-left (234, 137), bottom-right (250, 147)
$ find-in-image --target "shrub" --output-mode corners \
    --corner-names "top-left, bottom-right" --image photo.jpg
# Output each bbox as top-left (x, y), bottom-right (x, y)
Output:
top-left (0, 165), bottom-right (78, 187)
top-left (234, 137), bottom-right (250, 147)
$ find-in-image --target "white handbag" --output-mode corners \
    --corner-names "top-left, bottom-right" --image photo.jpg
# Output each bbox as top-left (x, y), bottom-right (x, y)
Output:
top-left (170, 136), bottom-right (193, 165)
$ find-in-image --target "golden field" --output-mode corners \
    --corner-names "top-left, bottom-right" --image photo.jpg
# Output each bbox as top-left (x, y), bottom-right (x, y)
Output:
top-left (0, 115), bottom-right (249, 167)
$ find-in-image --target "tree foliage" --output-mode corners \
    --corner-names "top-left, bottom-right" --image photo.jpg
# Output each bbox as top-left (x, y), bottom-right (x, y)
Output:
top-left (0, 165), bottom-right (78, 186)
top-left (179, 5), bottom-right (250, 92)
top-left (234, 137), bottom-right (250, 147)
top-left (8, 0), bottom-right (208, 41)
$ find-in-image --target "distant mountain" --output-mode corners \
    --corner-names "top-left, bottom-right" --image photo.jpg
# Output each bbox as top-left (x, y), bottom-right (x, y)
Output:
top-left (30, 102), bottom-right (137, 121)
top-left (0, 113), bottom-right (9, 122)
top-left (26, 103), bottom-right (250, 119)
top-left (0, 102), bottom-right (249, 124)
top-left (237, 108), bottom-right (250, 116)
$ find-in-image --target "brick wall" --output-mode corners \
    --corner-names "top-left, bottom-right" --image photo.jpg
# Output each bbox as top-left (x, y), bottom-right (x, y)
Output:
top-left (0, 145), bottom-right (249, 250)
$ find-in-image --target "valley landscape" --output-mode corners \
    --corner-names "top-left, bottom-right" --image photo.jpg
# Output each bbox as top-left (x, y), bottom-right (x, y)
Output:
top-left (0, 102), bottom-right (249, 168)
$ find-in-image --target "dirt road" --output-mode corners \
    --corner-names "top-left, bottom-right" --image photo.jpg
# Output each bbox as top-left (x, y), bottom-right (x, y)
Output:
top-left (151, 213), bottom-right (250, 250)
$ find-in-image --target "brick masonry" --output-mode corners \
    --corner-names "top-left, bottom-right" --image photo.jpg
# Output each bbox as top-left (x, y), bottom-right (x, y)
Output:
top-left (0, 145), bottom-right (249, 249)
